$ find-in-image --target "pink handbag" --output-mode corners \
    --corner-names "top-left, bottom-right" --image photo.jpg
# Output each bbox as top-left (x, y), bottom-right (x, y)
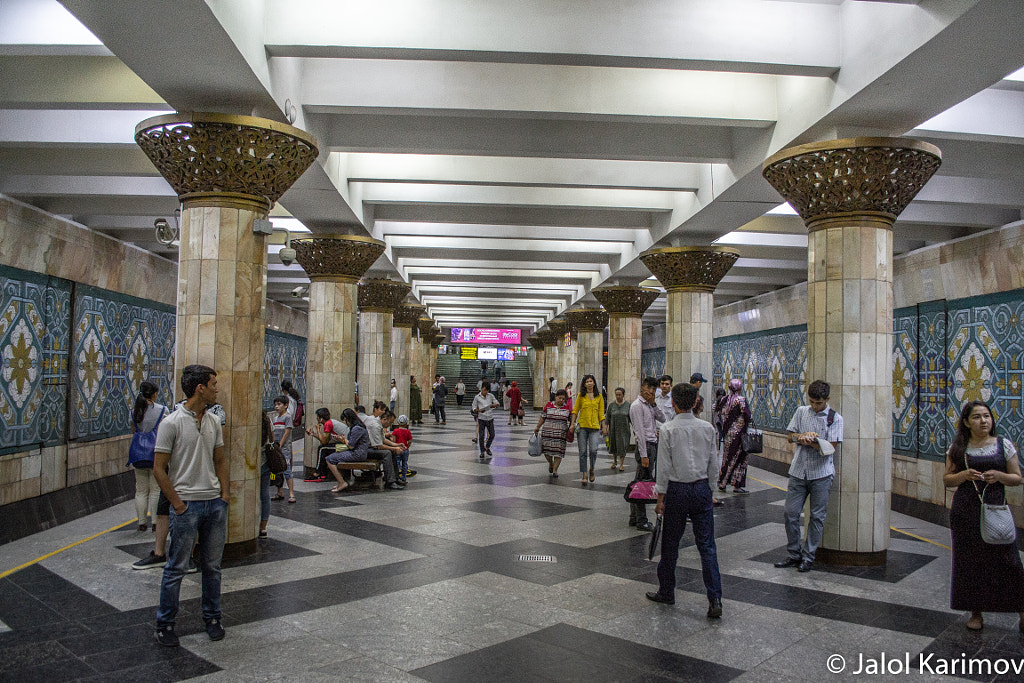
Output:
top-left (625, 479), bottom-right (657, 504)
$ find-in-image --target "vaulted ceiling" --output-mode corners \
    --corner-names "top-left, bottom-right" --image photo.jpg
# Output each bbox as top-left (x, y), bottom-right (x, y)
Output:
top-left (2, 0), bottom-right (1023, 330)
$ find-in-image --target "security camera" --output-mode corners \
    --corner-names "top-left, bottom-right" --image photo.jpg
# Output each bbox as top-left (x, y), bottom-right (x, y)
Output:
top-left (279, 247), bottom-right (296, 266)
top-left (291, 286), bottom-right (306, 298)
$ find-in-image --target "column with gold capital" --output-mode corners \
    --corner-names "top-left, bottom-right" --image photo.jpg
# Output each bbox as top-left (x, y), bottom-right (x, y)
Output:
top-left (414, 318), bottom-right (433, 394)
top-left (135, 113), bottom-right (318, 552)
top-left (357, 279), bottom-right (411, 408)
top-left (392, 304), bottom-right (423, 418)
top-left (527, 335), bottom-right (546, 408)
top-left (536, 329), bottom-right (560, 404)
top-left (640, 247), bottom-right (739, 414)
top-left (592, 286), bottom-right (660, 400)
top-left (293, 235), bottom-right (386, 479)
top-left (565, 309), bottom-right (608, 387)
top-left (764, 138), bottom-right (941, 566)
top-left (545, 321), bottom-right (566, 392)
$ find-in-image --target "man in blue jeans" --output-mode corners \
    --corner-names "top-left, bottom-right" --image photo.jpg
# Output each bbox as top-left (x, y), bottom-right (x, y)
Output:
top-left (152, 364), bottom-right (230, 647)
top-left (645, 382), bottom-right (723, 619)
top-left (774, 379), bottom-right (843, 573)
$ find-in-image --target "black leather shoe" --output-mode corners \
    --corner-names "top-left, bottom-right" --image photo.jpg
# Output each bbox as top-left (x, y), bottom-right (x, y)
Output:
top-left (797, 560), bottom-right (813, 572)
top-left (628, 519), bottom-right (637, 527)
top-left (645, 591), bottom-right (674, 605)
top-left (707, 598), bottom-right (723, 619)
top-left (636, 522), bottom-right (655, 532)
top-left (774, 557), bottom-right (801, 568)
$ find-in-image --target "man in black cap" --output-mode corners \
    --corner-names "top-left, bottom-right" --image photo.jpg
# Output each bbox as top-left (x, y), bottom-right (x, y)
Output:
top-left (689, 372), bottom-right (707, 418)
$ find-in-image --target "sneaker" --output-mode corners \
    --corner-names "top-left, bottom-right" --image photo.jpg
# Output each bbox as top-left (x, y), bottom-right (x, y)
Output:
top-left (258, 530), bottom-right (268, 539)
top-left (205, 618), bottom-right (225, 641)
top-left (155, 624), bottom-right (179, 647)
top-left (406, 470), bottom-right (417, 478)
top-left (132, 552), bottom-right (166, 570)
top-left (186, 557), bottom-right (199, 574)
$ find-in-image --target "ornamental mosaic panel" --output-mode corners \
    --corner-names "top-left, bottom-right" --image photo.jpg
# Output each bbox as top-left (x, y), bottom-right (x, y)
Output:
top-left (0, 266), bottom-right (70, 454)
top-left (70, 286), bottom-right (175, 441)
top-left (892, 307), bottom-right (919, 454)
top-left (712, 325), bottom-right (807, 433)
top-left (640, 347), bottom-right (665, 380)
top-left (263, 329), bottom-right (307, 412)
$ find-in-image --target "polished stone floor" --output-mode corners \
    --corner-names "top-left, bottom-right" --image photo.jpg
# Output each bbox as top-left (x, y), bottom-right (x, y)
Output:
top-left (1, 407), bottom-right (1023, 682)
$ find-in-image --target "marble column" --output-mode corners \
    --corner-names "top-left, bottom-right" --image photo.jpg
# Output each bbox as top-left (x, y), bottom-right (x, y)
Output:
top-left (392, 304), bottom-right (423, 418)
top-left (566, 309), bottom-right (608, 387)
top-left (357, 279), bottom-right (411, 409)
top-left (537, 329), bottom-right (560, 403)
top-left (429, 333), bottom-right (442, 400)
top-left (546, 320), bottom-right (567, 390)
top-left (293, 236), bottom-right (386, 479)
top-left (414, 318), bottom-right (433, 390)
top-left (640, 247), bottom-right (739, 415)
top-left (764, 137), bottom-right (941, 566)
top-left (135, 112), bottom-right (317, 553)
top-left (592, 286), bottom-right (660, 400)
top-left (527, 335), bottom-right (546, 408)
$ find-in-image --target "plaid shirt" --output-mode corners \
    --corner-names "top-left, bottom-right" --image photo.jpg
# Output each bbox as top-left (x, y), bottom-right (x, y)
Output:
top-left (786, 404), bottom-right (843, 480)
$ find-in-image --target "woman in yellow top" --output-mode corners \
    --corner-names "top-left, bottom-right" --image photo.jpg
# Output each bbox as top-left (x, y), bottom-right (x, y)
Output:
top-left (569, 374), bottom-right (606, 486)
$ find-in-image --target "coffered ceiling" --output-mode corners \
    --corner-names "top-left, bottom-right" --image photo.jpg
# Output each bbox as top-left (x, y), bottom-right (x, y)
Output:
top-left (2, 0), bottom-right (1023, 330)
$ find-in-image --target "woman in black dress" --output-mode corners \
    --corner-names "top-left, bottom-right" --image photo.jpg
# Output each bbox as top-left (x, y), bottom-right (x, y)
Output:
top-left (942, 400), bottom-right (1024, 631)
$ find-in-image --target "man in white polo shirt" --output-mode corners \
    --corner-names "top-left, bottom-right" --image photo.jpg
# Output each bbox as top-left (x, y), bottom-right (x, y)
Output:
top-left (152, 364), bottom-right (229, 647)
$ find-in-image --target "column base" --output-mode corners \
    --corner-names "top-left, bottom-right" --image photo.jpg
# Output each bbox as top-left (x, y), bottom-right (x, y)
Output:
top-left (223, 539), bottom-right (258, 561)
top-left (816, 547), bottom-right (887, 567)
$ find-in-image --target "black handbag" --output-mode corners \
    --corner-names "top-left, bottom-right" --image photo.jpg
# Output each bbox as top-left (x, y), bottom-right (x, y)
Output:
top-left (740, 421), bottom-right (763, 454)
top-left (264, 441), bottom-right (287, 475)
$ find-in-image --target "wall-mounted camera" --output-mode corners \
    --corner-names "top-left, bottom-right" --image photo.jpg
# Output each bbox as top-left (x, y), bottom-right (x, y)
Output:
top-left (279, 246), bottom-right (297, 266)
top-left (291, 286), bottom-right (308, 298)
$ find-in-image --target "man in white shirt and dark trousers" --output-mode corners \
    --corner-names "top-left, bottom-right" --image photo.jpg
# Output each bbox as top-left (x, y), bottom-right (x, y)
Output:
top-left (629, 376), bottom-right (664, 531)
top-left (645, 382), bottom-right (723, 619)
top-left (775, 379), bottom-right (843, 573)
top-left (654, 374), bottom-right (674, 421)
top-left (472, 383), bottom-right (500, 458)
top-left (153, 365), bottom-right (230, 647)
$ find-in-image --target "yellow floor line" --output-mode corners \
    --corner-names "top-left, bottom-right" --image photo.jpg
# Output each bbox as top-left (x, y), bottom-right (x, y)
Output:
top-left (0, 518), bottom-right (138, 579)
top-left (747, 476), bottom-right (951, 550)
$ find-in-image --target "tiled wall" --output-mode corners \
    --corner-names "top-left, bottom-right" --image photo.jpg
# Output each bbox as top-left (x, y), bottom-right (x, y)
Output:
top-left (263, 329), bottom-right (308, 411)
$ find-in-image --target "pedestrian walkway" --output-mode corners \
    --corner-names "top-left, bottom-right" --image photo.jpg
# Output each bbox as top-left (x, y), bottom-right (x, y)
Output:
top-left (0, 407), bottom-right (1019, 682)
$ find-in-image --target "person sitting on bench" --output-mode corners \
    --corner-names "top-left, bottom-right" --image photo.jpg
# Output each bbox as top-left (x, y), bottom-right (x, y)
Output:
top-left (305, 408), bottom-right (348, 482)
top-left (325, 409), bottom-right (367, 493)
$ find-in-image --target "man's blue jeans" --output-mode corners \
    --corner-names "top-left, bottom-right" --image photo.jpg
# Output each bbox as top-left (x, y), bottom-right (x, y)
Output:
top-left (577, 427), bottom-right (602, 473)
top-left (157, 497), bottom-right (228, 627)
top-left (656, 480), bottom-right (722, 602)
top-left (784, 474), bottom-right (833, 562)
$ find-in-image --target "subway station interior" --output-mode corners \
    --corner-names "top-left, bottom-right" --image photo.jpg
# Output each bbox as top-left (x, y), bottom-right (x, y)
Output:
top-left (2, 0), bottom-right (1024, 680)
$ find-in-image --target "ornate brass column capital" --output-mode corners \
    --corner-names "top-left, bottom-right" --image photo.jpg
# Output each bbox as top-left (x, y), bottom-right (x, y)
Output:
top-left (358, 279), bottom-right (412, 313)
top-left (416, 317), bottom-right (434, 340)
top-left (592, 286), bottom-right (660, 317)
top-left (536, 330), bottom-right (559, 347)
top-left (546, 320), bottom-right (567, 339)
top-left (393, 304), bottom-right (425, 328)
top-left (527, 335), bottom-right (545, 350)
top-left (292, 234), bottom-right (386, 283)
top-left (565, 309), bottom-right (609, 332)
top-left (433, 334), bottom-right (446, 347)
top-left (639, 246), bottom-right (740, 292)
top-left (135, 112), bottom-right (319, 212)
top-left (762, 137), bottom-right (941, 232)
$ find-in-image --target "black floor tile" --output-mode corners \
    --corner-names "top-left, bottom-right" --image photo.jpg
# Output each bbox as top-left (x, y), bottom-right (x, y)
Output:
top-left (115, 537), bottom-right (319, 568)
top-left (749, 546), bottom-right (937, 583)
top-left (0, 655), bottom-right (96, 683)
top-left (454, 496), bottom-right (588, 520)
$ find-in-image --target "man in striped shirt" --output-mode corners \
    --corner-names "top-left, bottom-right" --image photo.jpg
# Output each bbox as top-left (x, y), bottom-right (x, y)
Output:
top-left (775, 380), bottom-right (843, 573)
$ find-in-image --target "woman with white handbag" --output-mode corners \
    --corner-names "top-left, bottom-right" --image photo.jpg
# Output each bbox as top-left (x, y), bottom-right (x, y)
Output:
top-left (943, 400), bottom-right (1024, 632)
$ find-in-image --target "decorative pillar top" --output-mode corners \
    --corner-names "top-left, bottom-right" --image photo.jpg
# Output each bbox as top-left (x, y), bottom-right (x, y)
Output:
top-left (762, 137), bottom-right (942, 232)
top-left (393, 304), bottom-right (425, 328)
top-left (135, 112), bottom-right (319, 212)
top-left (433, 334), bottom-right (446, 346)
top-left (565, 309), bottom-right (609, 332)
top-left (416, 317), bottom-right (434, 340)
top-left (592, 286), bottom-right (660, 317)
top-left (536, 330), bottom-right (560, 346)
top-left (358, 279), bottom-right (412, 313)
top-left (546, 320), bottom-right (567, 338)
top-left (292, 234), bottom-right (386, 283)
top-left (527, 335), bottom-right (545, 350)
top-left (639, 246), bottom-right (740, 292)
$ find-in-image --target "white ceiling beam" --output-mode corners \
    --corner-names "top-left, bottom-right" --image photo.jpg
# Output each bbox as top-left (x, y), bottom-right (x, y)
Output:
top-left (356, 182), bottom-right (687, 211)
top-left (264, 0), bottom-right (841, 76)
top-left (0, 108), bottom-right (170, 144)
top-left (913, 88), bottom-right (1024, 142)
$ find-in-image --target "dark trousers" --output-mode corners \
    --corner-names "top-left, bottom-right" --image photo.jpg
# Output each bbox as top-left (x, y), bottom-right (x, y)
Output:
top-left (456, 394), bottom-right (464, 406)
top-left (478, 419), bottom-right (495, 451)
top-left (434, 403), bottom-right (446, 423)
top-left (656, 479), bottom-right (722, 602)
top-left (367, 448), bottom-right (397, 483)
top-left (630, 442), bottom-right (658, 525)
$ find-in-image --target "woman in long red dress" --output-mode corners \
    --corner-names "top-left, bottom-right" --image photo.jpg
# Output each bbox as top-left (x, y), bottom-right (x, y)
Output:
top-left (506, 381), bottom-right (523, 426)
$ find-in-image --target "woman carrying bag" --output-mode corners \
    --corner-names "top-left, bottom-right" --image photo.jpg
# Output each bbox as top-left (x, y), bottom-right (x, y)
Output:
top-left (127, 381), bottom-right (166, 531)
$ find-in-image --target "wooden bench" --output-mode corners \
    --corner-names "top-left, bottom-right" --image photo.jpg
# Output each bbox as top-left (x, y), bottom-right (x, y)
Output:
top-left (331, 461), bottom-right (385, 491)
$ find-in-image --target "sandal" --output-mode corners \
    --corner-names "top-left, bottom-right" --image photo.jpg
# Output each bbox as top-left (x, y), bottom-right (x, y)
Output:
top-left (288, 497), bottom-right (296, 503)
top-left (589, 469), bottom-right (595, 482)
top-left (618, 465), bottom-right (624, 472)
top-left (271, 494), bottom-right (285, 501)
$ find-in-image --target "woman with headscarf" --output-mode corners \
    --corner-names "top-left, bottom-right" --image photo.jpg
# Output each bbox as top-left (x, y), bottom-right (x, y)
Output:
top-left (506, 380), bottom-right (523, 426)
top-left (409, 375), bottom-right (423, 425)
top-left (718, 378), bottom-right (752, 494)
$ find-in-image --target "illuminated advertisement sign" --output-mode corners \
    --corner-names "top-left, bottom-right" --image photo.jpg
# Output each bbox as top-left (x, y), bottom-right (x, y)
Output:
top-left (477, 347), bottom-right (498, 360)
top-left (450, 328), bottom-right (522, 344)
top-left (460, 346), bottom-right (478, 360)
top-left (497, 348), bottom-right (515, 361)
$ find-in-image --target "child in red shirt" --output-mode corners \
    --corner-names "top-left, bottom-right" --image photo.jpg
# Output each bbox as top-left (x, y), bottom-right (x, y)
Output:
top-left (390, 414), bottom-right (413, 484)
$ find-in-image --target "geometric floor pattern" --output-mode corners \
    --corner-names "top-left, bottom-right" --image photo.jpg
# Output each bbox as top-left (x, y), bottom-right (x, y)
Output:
top-left (1, 407), bottom-right (1023, 682)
